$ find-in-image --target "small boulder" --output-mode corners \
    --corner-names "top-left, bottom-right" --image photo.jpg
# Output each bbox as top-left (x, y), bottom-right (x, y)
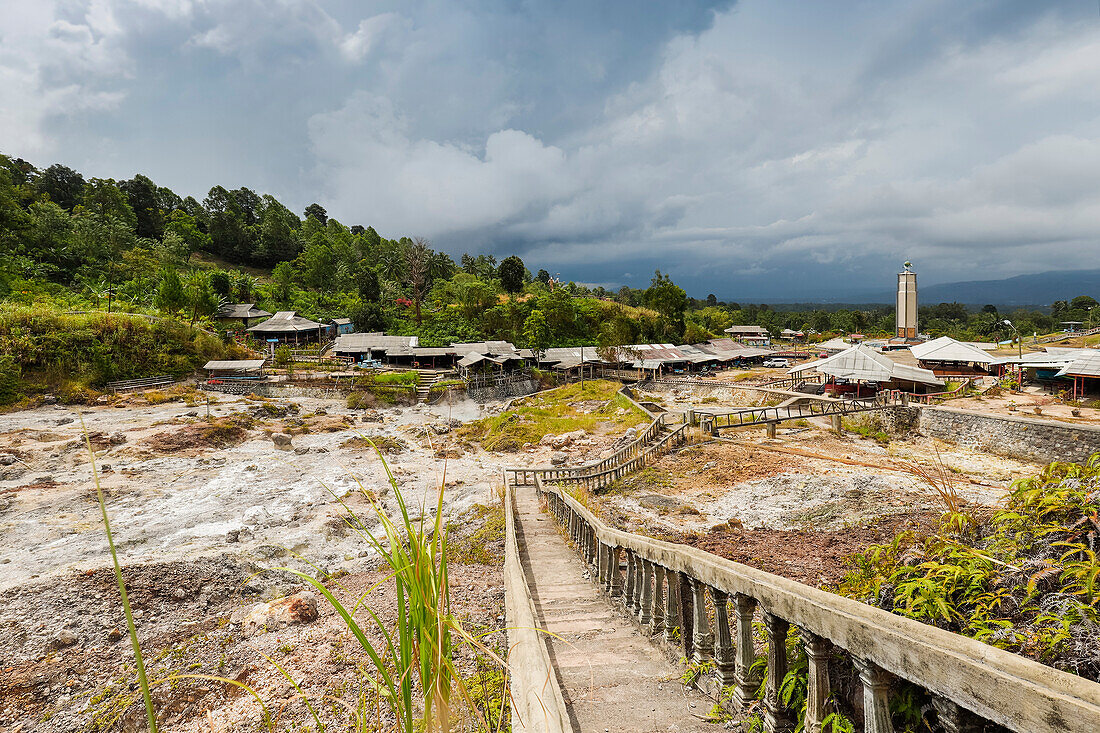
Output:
top-left (43, 394), bottom-right (58, 405)
top-left (49, 629), bottom-right (78, 649)
top-left (236, 591), bottom-right (320, 636)
top-left (550, 452), bottom-right (568, 466)
top-left (271, 432), bottom-right (293, 450)
top-left (108, 433), bottom-right (127, 446)
top-left (0, 455), bottom-right (16, 466)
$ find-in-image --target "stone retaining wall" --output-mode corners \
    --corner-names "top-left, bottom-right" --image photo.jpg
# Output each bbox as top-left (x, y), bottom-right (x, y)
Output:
top-left (467, 378), bottom-right (539, 403)
top-left (917, 406), bottom-right (1100, 464)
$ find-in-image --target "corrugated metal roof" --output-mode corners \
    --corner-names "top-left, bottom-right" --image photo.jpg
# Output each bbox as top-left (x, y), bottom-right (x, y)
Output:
top-left (790, 344), bottom-right (943, 386)
top-left (248, 311), bottom-right (324, 333)
top-left (332, 333), bottom-right (419, 352)
top-left (449, 341), bottom-right (516, 355)
top-left (204, 359), bottom-right (266, 370)
top-left (912, 337), bottom-right (995, 364)
top-left (724, 325), bottom-right (769, 335)
top-left (1056, 350), bottom-right (1100, 378)
top-left (217, 303), bottom-right (272, 319)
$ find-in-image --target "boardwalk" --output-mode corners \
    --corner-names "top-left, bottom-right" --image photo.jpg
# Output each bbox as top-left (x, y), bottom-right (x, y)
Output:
top-left (513, 486), bottom-right (715, 732)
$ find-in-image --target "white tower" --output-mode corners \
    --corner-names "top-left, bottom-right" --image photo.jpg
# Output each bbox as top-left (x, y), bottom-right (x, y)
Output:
top-left (896, 261), bottom-right (917, 339)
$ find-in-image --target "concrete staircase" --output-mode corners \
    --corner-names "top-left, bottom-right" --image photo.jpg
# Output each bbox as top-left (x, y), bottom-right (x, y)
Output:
top-left (415, 370), bottom-right (440, 402)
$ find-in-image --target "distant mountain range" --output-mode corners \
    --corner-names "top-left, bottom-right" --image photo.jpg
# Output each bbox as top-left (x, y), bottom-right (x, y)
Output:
top-left (757, 269), bottom-right (1100, 308)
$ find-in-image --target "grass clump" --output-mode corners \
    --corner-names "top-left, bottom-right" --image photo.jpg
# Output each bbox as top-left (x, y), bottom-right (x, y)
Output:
top-left (456, 379), bottom-right (648, 451)
top-left (340, 434), bottom-right (407, 454)
top-left (842, 413), bottom-right (890, 445)
top-left (448, 502), bottom-right (506, 565)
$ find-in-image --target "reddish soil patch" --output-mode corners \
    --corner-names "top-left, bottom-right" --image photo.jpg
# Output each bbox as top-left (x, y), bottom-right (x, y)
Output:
top-left (672, 510), bottom-right (943, 587)
top-left (144, 419), bottom-right (250, 452)
top-left (664, 442), bottom-right (796, 486)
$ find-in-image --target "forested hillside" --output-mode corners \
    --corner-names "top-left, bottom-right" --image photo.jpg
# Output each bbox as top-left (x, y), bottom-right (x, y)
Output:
top-left (0, 153), bottom-right (1094, 355)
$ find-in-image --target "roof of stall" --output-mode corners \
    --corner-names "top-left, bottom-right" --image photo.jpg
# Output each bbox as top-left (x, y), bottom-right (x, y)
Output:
top-left (217, 303), bottom-right (272, 319)
top-left (331, 332), bottom-right (419, 353)
top-left (789, 344), bottom-right (943, 386)
top-left (203, 359), bottom-right (266, 371)
top-left (1056, 350), bottom-right (1100, 378)
top-left (247, 311), bottom-right (323, 333)
top-left (911, 336), bottom-right (996, 365)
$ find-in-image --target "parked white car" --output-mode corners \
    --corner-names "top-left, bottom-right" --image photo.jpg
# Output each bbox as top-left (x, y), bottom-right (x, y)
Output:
top-left (762, 358), bottom-right (790, 368)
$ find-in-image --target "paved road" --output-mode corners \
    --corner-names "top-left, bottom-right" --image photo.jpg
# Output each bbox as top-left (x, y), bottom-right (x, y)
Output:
top-left (514, 486), bottom-right (717, 732)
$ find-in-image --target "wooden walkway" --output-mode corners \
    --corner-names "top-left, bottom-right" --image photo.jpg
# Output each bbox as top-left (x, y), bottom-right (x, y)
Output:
top-left (513, 486), bottom-right (715, 732)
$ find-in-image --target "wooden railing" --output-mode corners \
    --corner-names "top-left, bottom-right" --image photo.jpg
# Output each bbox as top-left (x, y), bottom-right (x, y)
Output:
top-left (505, 413), bottom-right (674, 489)
top-left (531, 477), bottom-right (1100, 733)
top-left (891, 378), bottom-right (975, 405)
top-left (106, 375), bottom-right (175, 392)
top-left (1033, 326), bottom-right (1100, 344)
top-left (700, 391), bottom-right (903, 431)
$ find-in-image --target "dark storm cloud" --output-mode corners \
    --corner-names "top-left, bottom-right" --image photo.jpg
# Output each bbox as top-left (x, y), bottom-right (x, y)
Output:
top-left (3, 1), bottom-right (1098, 298)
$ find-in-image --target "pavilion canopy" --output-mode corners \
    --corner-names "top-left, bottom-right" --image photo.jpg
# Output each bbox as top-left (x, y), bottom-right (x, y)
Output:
top-left (911, 336), bottom-right (995, 365)
top-left (1055, 350), bottom-right (1100, 379)
top-left (789, 344), bottom-right (943, 387)
top-left (248, 311), bottom-right (323, 334)
top-left (217, 303), bottom-right (272, 320)
top-left (203, 359), bottom-right (266, 371)
top-left (332, 332), bottom-right (418, 355)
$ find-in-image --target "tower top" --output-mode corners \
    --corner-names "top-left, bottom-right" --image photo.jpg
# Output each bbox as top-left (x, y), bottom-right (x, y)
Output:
top-left (902, 260), bottom-right (913, 273)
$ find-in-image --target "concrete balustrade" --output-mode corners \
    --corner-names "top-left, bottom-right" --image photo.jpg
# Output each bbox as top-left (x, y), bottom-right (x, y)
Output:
top-left (531, 476), bottom-right (1100, 733)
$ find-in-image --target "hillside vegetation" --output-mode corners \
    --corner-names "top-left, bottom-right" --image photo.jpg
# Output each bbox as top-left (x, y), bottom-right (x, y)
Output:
top-left (0, 304), bottom-right (240, 404)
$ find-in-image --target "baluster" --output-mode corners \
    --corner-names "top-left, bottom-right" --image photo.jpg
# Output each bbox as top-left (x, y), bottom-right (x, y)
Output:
top-left (623, 551), bottom-right (636, 610)
top-left (679, 572), bottom-right (695, 661)
top-left (711, 589), bottom-right (736, 688)
top-left (639, 559), bottom-right (654, 626)
top-left (931, 697), bottom-right (982, 733)
top-left (651, 565), bottom-right (666, 635)
top-left (800, 630), bottom-right (830, 733)
top-left (853, 657), bottom-right (894, 733)
top-left (763, 611), bottom-right (794, 732)
top-left (689, 577), bottom-right (713, 663)
top-left (664, 569), bottom-right (681, 644)
top-left (609, 546), bottom-right (623, 597)
top-left (596, 541), bottom-right (607, 588)
top-left (631, 554), bottom-right (644, 616)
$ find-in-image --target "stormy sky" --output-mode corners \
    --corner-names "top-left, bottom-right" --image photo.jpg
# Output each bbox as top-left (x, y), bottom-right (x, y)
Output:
top-left (3, 0), bottom-right (1099, 299)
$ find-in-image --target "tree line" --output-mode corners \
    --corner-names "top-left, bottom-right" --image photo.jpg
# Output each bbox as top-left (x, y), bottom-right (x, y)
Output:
top-left (1, 153), bottom-right (1094, 352)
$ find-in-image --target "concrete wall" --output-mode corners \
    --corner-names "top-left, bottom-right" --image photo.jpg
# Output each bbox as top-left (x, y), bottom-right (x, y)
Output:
top-left (917, 406), bottom-right (1100, 464)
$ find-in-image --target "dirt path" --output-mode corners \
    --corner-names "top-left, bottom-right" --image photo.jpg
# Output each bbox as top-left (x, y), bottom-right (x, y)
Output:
top-left (514, 486), bottom-right (716, 732)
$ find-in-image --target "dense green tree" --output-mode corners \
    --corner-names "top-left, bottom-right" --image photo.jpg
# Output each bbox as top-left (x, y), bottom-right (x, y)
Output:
top-left (271, 261), bottom-right (295, 303)
top-left (304, 203), bottom-right (328, 224)
top-left (153, 268), bottom-right (186, 314)
top-left (209, 271), bottom-right (232, 298)
top-left (35, 164), bottom-right (85, 210)
top-left (523, 309), bottom-right (551, 358)
top-left (120, 174), bottom-right (164, 238)
top-left (498, 255), bottom-right (526, 293)
top-left (358, 266), bottom-right (381, 302)
top-left (536, 268), bottom-right (551, 285)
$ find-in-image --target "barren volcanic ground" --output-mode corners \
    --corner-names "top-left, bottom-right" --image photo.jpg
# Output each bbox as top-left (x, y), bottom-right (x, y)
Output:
top-left (0, 393), bottom-right (537, 732)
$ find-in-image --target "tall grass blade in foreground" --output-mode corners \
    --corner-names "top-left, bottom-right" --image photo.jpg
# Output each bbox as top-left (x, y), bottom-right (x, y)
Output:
top-left (82, 416), bottom-right (159, 733)
top-left (281, 439), bottom-right (507, 732)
